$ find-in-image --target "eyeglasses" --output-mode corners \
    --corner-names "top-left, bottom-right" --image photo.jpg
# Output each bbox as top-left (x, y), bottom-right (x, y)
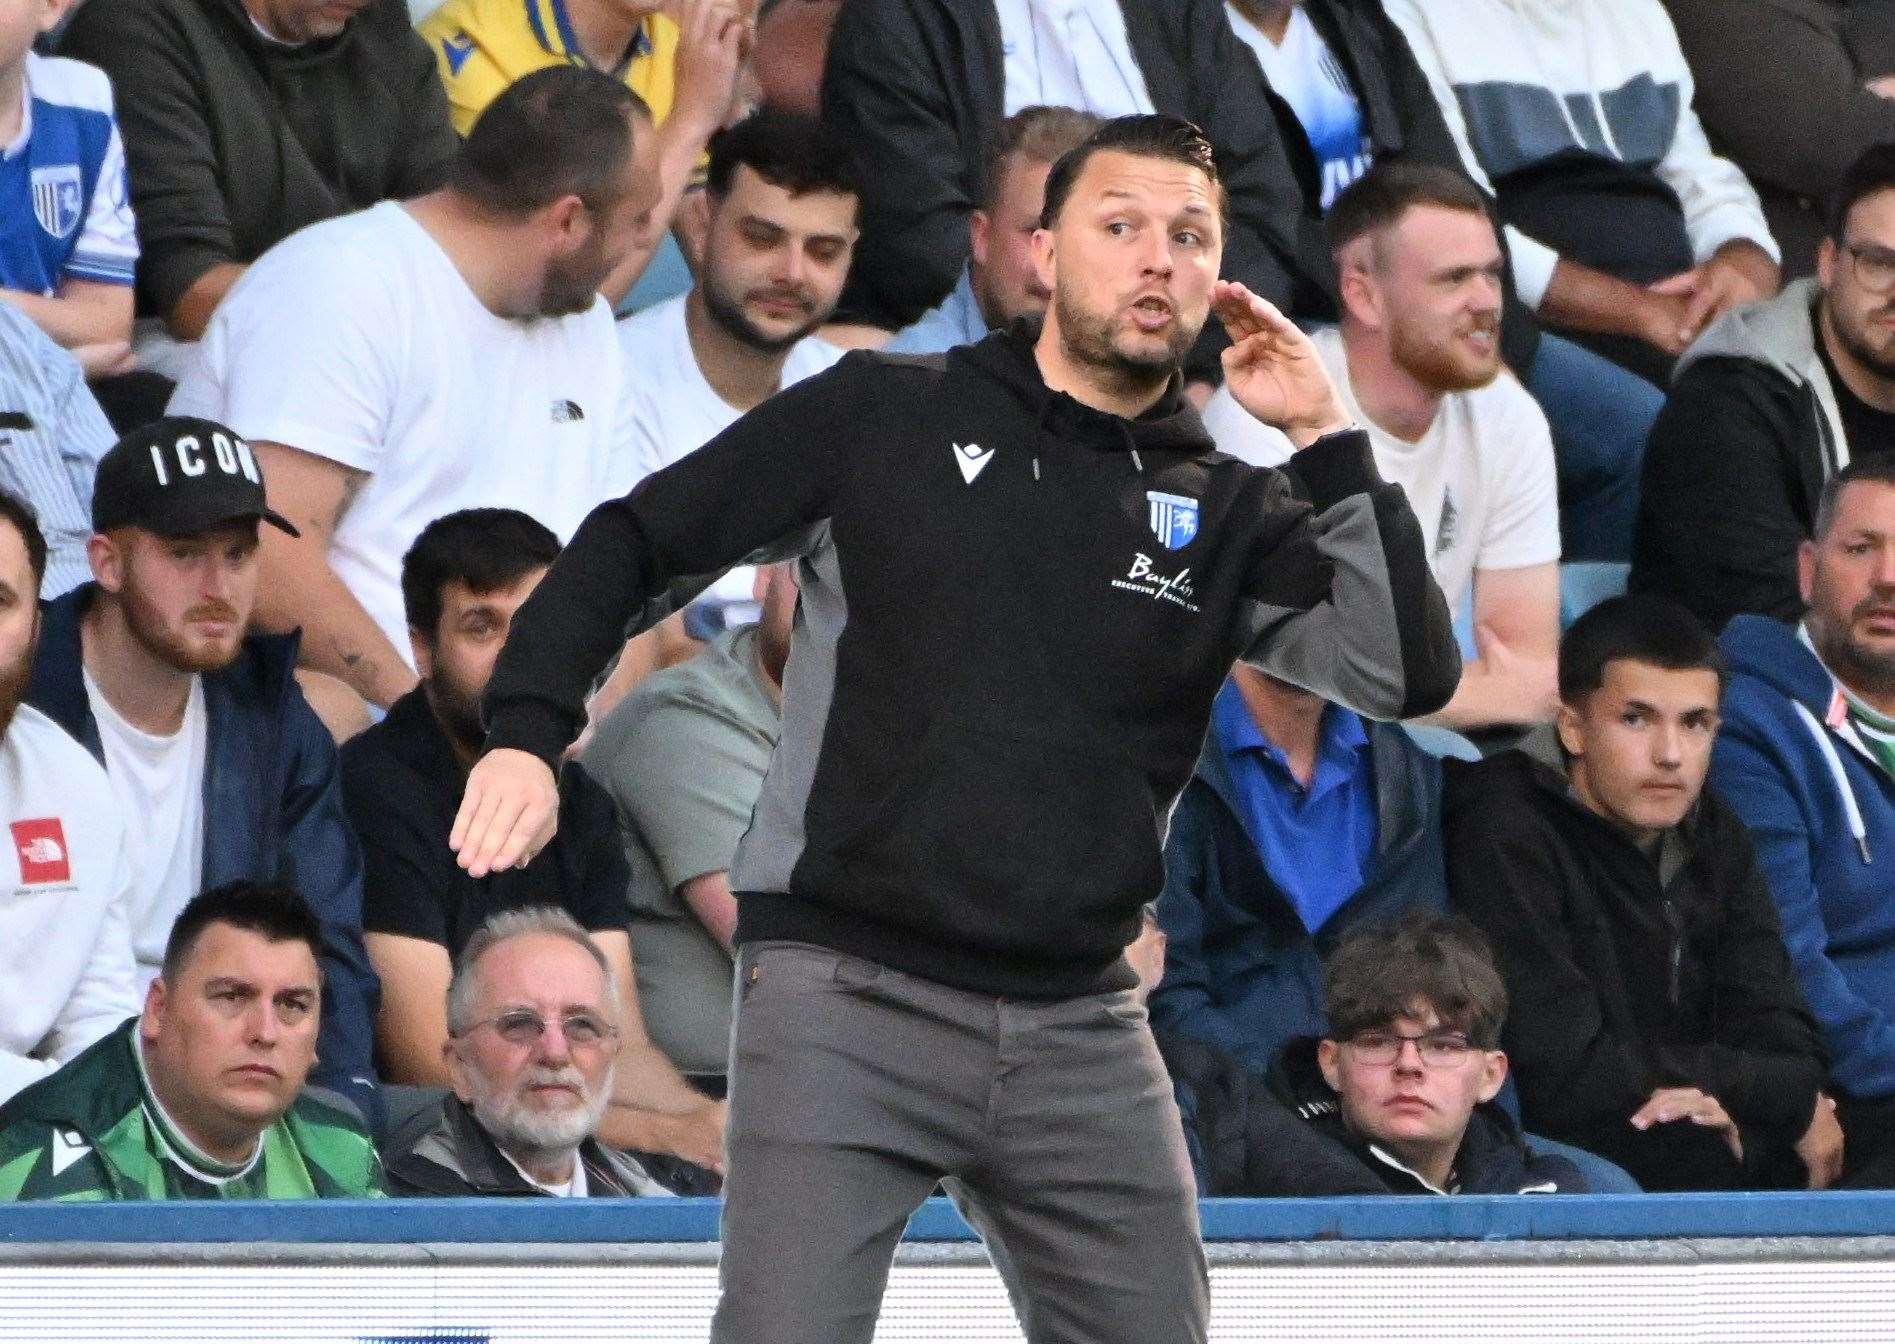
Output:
top-left (1343, 1030), bottom-right (1477, 1068)
top-left (454, 1009), bottom-right (618, 1048)
top-left (1844, 242), bottom-right (1895, 295)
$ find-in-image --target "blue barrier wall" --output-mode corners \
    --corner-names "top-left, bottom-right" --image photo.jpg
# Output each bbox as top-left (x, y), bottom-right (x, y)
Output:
top-left (7, 1192), bottom-right (1895, 1245)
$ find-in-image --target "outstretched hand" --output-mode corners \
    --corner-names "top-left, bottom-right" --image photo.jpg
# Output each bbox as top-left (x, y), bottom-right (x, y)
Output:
top-left (451, 747), bottom-right (560, 878)
top-left (1213, 281), bottom-right (1349, 448)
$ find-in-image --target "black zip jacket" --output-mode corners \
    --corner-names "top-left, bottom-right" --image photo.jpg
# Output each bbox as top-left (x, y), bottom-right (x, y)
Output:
top-left (59, 0), bottom-right (457, 323)
top-left (820, 0), bottom-right (1334, 377)
top-left (1268, 1036), bottom-right (1584, 1195)
top-left (1443, 750), bottom-right (1828, 1191)
top-left (484, 327), bottom-right (1458, 999)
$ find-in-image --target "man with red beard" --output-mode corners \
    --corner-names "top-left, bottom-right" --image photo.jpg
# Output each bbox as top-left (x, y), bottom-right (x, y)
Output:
top-left (1204, 163), bottom-right (1562, 734)
top-left (22, 416), bottom-right (381, 1126)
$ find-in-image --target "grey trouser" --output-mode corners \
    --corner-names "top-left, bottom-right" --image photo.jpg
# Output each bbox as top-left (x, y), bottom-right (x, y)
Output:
top-left (709, 941), bottom-right (1209, 1344)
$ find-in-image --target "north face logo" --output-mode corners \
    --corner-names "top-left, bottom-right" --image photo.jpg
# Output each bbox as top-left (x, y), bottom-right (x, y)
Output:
top-left (11, 818), bottom-right (70, 884)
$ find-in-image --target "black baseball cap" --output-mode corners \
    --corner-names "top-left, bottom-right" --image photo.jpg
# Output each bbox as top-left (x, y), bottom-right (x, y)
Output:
top-left (92, 417), bottom-right (299, 539)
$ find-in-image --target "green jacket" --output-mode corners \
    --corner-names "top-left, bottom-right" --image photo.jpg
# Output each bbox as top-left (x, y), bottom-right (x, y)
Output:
top-left (0, 1019), bottom-right (383, 1200)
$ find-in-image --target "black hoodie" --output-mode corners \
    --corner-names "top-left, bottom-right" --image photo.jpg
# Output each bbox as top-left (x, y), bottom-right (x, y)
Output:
top-left (485, 327), bottom-right (1459, 999)
top-left (1442, 749), bottom-right (1828, 1190)
top-left (60, 0), bottom-right (458, 323)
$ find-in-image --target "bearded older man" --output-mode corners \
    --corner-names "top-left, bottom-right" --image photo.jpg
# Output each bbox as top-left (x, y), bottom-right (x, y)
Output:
top-left (383, 908), bottom-right (676, 1197)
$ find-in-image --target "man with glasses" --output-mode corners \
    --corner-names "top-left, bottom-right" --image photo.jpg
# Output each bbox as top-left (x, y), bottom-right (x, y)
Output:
top-left (1444, 595), bottom-right (1836, 1192)
top-left (1634, 144), bottom-right (1895, 632)
top-left (342, 509), bottom-right (723, 1178)
top-left (1262, 913), bottom-right (1585, 1195)
top-left (384, 907), bottom-right (677, 1197)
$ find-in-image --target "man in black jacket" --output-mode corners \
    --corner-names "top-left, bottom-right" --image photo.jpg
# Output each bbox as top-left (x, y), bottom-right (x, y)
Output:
top-left (1444, 594), bottom-right (1842, 1191)
top-left (384, 907), bottom-right (701, 1199)
top-left (820, 0), bottom-right (1333, 379)
top-left (1633, 145), bottom-right (1895, 632)
top-left (455, 116), bottom-right (1459, 1344)
top-left (60, 0), bottom-right (457, 347)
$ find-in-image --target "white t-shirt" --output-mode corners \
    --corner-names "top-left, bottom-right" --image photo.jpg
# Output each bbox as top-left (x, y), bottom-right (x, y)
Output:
top-left (500, 1147), bottom-right (589, 1197)
top-left (1201, 326), bottom-right (1560, 609)
top-left (84, 670), bottom-right (208, 990)
top-left (993, 0), bottom-right (1156, 118)
top-left (617, 295), bottom-right (846, 609)
top-left (1227, 4), bottom-right (1370, 209)
top-left (169, 201), bottom-right (634, 665)
top-left (0, 704), bottom-right (139, 1104)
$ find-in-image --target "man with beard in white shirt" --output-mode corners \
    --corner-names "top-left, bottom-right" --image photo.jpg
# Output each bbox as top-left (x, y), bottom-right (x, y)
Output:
top-left (0, 487), bottom-right (139, 1104)
top-left (1204, 162), bottom-right (1561, 734)
top-left (608, 109), bottom-right (856, 690)
top-left (169, 67), bottom-right (662, 713)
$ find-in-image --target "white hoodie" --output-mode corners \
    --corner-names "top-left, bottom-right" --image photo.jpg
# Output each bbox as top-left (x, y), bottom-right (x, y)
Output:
top-left (0, 704), bottom-right (139, 1104)
top-left (1385, 0), bottom-right (1777, 307)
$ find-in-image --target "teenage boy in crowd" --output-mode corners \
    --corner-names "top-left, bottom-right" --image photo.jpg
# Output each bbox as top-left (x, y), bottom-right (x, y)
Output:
top-left (1444, 595), bottom-right (1839, 1192)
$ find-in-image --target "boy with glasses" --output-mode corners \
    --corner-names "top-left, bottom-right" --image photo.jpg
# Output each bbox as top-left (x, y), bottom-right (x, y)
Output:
top-left (384, 907), bottom-right (677, 1197)
top-left (1266, 912), bottom-right (1585, 1195)
top-left (1635, 144), bottom-right (1895, 632)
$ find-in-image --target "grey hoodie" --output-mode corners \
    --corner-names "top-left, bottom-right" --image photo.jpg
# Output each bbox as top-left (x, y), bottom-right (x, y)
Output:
top-left (1679, 277), bottom-right (1848, 475)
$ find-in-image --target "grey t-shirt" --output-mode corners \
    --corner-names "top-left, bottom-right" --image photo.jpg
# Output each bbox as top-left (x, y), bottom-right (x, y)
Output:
top-left (580, 626), bottom-right (780, 1075)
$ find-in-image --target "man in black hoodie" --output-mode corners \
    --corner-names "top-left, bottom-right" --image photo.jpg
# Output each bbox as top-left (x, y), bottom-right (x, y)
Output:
top-left (60, 0), bottom-right (457, 346)
top-left (455, 115), bottom-right (1459, 1344)
top-left (1444, 594), bottom-right (1839, 1192)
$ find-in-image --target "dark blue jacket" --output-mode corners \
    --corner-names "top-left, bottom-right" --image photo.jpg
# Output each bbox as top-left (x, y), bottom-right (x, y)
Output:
top-left (1151, 713), bottom-right (1448, 1073)
top-left (25, 585), bottom-right (380, 1121)
top-left (1713, 613), bottom-right (1895, 1101)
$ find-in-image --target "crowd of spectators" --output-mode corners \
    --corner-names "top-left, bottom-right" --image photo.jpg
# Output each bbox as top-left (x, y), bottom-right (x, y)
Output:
top-left (0, 0), bottom-right (1893, 1242)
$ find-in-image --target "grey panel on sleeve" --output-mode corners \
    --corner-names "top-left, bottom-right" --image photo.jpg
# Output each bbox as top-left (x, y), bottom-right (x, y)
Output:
top-left (729, 525), bottom-right (846, 893)
top-left (1234, 495), bottom-right (1407, 719)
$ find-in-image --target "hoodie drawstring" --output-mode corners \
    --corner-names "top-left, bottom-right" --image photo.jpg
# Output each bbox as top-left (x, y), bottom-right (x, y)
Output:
top-left (1793, 700), bottom-right (1874, 864)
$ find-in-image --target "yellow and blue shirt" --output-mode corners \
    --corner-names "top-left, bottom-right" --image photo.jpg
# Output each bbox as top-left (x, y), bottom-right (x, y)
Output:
top-left (417, 0), bottom-right (681, 136)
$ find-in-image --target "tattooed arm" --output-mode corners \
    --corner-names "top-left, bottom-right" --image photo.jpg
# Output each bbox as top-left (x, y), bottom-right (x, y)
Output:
top-left (252, 442), bottom-right (418, 710)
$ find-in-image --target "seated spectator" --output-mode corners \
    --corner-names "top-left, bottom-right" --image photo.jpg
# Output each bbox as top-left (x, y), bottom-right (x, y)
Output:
top-left (0, 24), bottom-right (135, 375)
top-left (0, 487), bottom-right (139, 1105)
top-left (1633, 147), bottom-right (1895, 632)
top-left (1662, 0), bottom-right (1895, 280)
top-left (168, 69), bottom-right (657, 711)
top-left (1269, 914), bottom-right (1585, 1195)
top-left (1205, 164), bottom-right (1561, 732)
top-left (1711, 459), bottom-right (1895, 1188)
top-left (0, 882), bottom-right (382, 1199)
top-left (418, 0), bottom-right (746, 303)
top-left (883, 106), bottom-right (1100, 356)
top-left (1445, 594), bottom-right (1839, 1192)
top-left (1150, 665), bottom-right (1448, 1075)
top-left (59, 0), bottom-right (456, 357)
top-left (343, 508), bottom-right (725, 1173)
top-left (580, 563), bottom-right (794, 1081)
top-left (1228, 0), bottom-right (1658, 563)
top-left (0, 302), bottom-right (116, 596)
top-left (821, 0), bottom-right (1331, 379)
top-left (386, 907), bottom-right (676, 1196)
top-left (619, 110), bottom-right (855, 481)
top-left (23, 416), bottom-right (380, 1121)
top-left (609, 110), bottom-right (850, 676)
top-left (1387, 0), bottom-right (1780, 392)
